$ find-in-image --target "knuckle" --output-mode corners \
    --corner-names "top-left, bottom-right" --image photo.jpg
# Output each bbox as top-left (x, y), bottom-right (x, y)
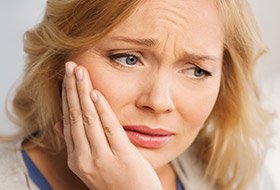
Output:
top-left (103, 125), bottom-right (112, 135)
top-left (93, 157), bottom-right (113, 173)
top-left (103, 121), bottom-right (116, 135)
top-left (82, 112), bottom-right (96, 126)
top-left (69, 108), bottom-right (82, 124)
top-left (62, 115), bottom-right (69, 126)
top-left (76, 157), bottom-right (92, 174)
top-left (93, 158), bottom-right (104, 170)
top-left (68, 156), bottom-right (91, 174)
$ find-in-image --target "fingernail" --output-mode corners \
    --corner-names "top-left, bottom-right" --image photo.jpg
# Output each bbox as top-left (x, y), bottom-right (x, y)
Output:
top-left (90, 90), bottom-right (98, 103)
top-left (75, 67), bottom-right (84, 81)
top-left (66, 62), bottom-right (74, 76)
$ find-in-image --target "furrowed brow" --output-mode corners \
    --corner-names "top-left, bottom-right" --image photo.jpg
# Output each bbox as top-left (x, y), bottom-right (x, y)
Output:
top-left (109, 36), bottom-right (220, 62)
top-left (181, 51), bottom-right (219, 62)
top-left (110, 36), bottom-right (158, 47)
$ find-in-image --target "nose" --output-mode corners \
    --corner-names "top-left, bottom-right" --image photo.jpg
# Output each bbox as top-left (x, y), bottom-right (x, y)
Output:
top-left (135, 70), bottom-right (175, 114)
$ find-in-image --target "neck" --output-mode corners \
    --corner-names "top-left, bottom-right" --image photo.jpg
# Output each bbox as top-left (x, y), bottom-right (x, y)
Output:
top-left (23, 142), bottom-right (88, 190)
top-left (156, 162), bottom-right (177, 190)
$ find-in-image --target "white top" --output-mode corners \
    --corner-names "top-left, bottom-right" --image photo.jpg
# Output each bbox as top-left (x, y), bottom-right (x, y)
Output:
top-left (0, 139), bottom-right (275, 190)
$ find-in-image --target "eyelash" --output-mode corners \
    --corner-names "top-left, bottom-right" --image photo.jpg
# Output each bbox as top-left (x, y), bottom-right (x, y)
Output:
top-left (183, 66), bottom-right (212, 80)
top-left (108, 53), bottom-right (141, 69)
top-left (107, 52), bottom-right (212, 80)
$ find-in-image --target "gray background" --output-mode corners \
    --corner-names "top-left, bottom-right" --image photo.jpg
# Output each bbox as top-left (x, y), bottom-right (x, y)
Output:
top-left (0, 0), bottom-right (279, 188)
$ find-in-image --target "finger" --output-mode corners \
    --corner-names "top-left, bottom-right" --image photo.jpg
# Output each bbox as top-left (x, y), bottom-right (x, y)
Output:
top-left (54, 120), bottom-right (64, 138)
top-left (90, 89), bottom-right (132, 154)
top-left (62, 87), bottom-right (74, 153)
top-left (65, 61), bottom-right (90, 154)
top-left (75, 66), bottom-right (110, 155)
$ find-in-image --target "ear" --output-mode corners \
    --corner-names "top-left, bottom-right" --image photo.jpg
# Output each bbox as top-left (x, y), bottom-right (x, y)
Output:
top-left (54, 120), bottom-right (64, 138)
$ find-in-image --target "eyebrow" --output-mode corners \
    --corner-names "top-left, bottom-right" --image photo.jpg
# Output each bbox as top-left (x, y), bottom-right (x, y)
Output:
top-left (110, 36), bottom-right (219, 62)
top-left (110, 36), bottom-right (158, 47)
top-left (180, 52), bottom-right (219, 62)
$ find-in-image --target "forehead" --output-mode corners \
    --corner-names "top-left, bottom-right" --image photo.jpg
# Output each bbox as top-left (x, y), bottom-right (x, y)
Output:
top-left (104, 0), bottom-right (224, 58)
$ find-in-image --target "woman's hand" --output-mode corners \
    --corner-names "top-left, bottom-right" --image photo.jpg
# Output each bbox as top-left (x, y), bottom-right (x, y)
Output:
top-left (60, 61), bottom-right (162, 190)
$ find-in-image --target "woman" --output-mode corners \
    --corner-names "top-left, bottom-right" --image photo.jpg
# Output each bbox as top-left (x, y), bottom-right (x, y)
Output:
top-left (0, 0), bottom-right (274, 189)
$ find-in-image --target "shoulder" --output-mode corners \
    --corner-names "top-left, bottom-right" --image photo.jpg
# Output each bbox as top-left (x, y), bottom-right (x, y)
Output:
top-left (172, 149), bottom-right (216, 190)
top-left (0, 140), bottom-right (22, 175)
top-left (0, 140), bottom-right (34, 190)
top-left (172, 149), bottom-right (276, 190)
top-left (247, 167), bottom-right (276, 190)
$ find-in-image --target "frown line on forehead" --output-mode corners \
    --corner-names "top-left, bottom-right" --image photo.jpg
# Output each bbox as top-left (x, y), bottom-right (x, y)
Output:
top-left (111, 36), bottom-right (157, 47)
top-left (109, 36), bottom-right (220, 62)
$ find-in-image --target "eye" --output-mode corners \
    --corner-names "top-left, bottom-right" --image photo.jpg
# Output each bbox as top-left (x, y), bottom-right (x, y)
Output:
top-left (109, 53), bottom-right (140, 67)
top-left (181, 65), bottom-right (211, 79)
top-left (194, 67), bottom-right (208, 77)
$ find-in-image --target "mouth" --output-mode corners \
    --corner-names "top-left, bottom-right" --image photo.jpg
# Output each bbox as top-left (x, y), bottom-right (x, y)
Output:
top-left (123, 125), bottom-right (173, 149)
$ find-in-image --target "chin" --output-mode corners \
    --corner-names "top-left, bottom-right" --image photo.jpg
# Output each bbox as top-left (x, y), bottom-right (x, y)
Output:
top-left (136, 146), bottom-right (178, 169)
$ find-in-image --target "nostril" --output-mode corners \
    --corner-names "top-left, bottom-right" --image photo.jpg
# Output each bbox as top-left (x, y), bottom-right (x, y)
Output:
top-left (142, 105), bottom-right (154, 111)
top-left (140, 104), bottom-right (173, 114)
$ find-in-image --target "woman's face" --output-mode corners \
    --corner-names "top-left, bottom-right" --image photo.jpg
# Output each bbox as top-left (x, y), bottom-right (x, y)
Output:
top-left (72, 0), bottom-right (224, 169)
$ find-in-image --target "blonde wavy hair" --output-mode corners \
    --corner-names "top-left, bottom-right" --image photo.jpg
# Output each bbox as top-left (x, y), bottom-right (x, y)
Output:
top-left (4, 0), bottom-right (273, 189)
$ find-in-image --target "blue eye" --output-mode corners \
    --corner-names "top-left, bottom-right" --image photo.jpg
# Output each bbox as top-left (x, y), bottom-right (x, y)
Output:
top-left (109, 53), bottom-right (140, 67)
top-left (125, 55), bottom-right (138, 65)
top-left (182, 66), bottom-right (211, 79)
top-left (194, 67), bottom-right (208, 77)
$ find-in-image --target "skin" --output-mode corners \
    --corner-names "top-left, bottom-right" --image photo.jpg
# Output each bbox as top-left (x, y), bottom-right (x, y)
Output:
top-left (70, 0), bottom-right (223, 170)
top-left (24, 0), bottom-right (224, 189)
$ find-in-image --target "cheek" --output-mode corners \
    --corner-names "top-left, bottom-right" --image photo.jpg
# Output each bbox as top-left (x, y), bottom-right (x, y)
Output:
top-left (85, 64), bottom-right (139, 112)
top-left (171, 81), bottom-right (221, 155)
top-left (176, 82), bottom-right (220, 130)
top-left (87, 69), bottom-right (119, 105)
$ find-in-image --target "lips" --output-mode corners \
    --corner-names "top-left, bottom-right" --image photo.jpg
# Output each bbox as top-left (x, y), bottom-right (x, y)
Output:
top-left (123, 125), bottom-right (173, 149)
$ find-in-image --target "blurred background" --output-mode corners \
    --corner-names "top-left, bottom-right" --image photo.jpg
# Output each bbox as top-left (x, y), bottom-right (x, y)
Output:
top-left (0, 0), bottom-right (279, 189)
